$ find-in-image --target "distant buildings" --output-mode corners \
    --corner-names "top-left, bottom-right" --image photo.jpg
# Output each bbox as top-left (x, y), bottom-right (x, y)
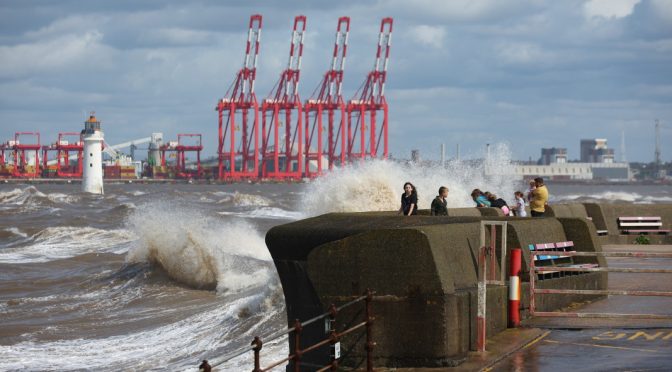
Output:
top-left (538, 147), bottom-right (567, 165)
top-left (580, 139), bottom-right (615, 163)
top-left (515, 138), bottom-right (629, 181)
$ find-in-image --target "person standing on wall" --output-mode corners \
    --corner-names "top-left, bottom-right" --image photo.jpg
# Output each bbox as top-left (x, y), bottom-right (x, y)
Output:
top-left (399, 182), bottom-right (418, 216)
top-left (530, 177), bottom-right (549, 217)
top-left (431, 186), bottom-right (449, 216)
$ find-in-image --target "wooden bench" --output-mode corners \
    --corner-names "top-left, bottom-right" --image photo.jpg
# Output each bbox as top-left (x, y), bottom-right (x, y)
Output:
top-left (528, 241), bottom-right (599, 280)
top-left (618, 216), bottom-right (671, 235)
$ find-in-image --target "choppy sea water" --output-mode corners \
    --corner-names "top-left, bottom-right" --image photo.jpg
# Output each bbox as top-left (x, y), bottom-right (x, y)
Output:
top-left (1, 158), bottom-right (670, 371)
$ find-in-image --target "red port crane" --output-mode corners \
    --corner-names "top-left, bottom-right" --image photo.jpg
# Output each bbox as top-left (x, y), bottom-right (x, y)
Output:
top-left (260, 15), bottom-right (306, 180)
top-left (42, 132), bottom-right (83, 178)
top-left (176, 134), bottom-right (203, 179)
top-left (12, 132), bottom-right (41, 178)
top-left (159, 134), bottom-right (202, 178)
top-left (346, 17), bottom-right (393, 162)
top-left (216, 14), bottom-right (262, 181)
top-left (304, 16), bottom-right (350, 178)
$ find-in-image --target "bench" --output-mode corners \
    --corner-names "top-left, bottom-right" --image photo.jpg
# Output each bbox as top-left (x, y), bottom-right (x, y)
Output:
top-left (618, 216), bottom-right (671, 235)
top-left (528, 241), bottom-right (599, 280)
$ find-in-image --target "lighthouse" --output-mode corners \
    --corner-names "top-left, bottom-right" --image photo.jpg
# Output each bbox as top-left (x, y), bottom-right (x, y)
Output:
top-left (81, 112), bottom-right (104, 194)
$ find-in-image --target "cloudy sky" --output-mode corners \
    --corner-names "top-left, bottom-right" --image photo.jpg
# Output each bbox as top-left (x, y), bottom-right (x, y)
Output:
top-left (1, 0), bottom-right (671, 162)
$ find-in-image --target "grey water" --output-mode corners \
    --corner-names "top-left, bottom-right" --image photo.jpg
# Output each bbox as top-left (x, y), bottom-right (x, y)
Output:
top-left (0, 175), bottom-right (670, 371)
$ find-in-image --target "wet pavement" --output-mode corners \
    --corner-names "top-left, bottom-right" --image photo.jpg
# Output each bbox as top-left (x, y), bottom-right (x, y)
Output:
top-left (490, 245), bottom-right (672, 371)
top-left (490, 328), bottom-right (672, 371)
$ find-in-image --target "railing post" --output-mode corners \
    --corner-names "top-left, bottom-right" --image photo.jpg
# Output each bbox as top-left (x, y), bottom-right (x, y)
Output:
top-left (328, 304), bottom-right (338, 371)
top-left (251, 337), bottom-right (263, 372)
top-left (489, 225), bottom-right (497, 281)
top-left (293, 319), bottom-right (302, 372)
top-left (529, 253), bottom-right (536, 316)
top-left (477, 246), bottom-right (487, 352)
top-left (365, 289), bottom-right (374, 372)
top-left (509, 248), bottom-right (522, 327)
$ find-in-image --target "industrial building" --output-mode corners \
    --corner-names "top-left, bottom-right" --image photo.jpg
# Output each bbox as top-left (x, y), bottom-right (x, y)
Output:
top-left (580, 138), bottom-right (615, 163)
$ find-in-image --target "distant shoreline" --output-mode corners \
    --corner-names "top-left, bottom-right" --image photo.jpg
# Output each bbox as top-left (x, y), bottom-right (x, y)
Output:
top-left (1, 178), bottom-right (669, 186)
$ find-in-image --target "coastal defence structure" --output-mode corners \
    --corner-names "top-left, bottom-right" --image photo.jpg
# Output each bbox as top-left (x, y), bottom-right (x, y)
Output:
top-left (266, 203), bottom-right (671, 369)
top-left (266, 208), bottom-right (612, 368)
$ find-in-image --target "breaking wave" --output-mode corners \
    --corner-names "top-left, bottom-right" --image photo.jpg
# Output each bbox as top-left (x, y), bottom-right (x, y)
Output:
top-left (125, 201), bottom-right (273, 293)
top-left (303, 143), bottom-right (516, 215)
top-left (0, 186), bottom-right (81, 210)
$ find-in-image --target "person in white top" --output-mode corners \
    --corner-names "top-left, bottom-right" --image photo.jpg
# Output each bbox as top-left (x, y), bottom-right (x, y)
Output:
top-left (514, 191), bottom-right (527, 217)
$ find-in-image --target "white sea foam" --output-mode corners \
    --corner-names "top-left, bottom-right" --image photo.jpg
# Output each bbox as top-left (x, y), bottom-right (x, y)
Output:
top-left (125, 201), bottom-right (273, 293)
top-left (3, 227), bottom-right (28, 238)
top-left (218, 207), bottom-right (304, 220)
top-left (0, 293), bottom-right (286, 371)
top-left (302, 143), bottom-right (516, 215)
top-left (46, 192), bottom-right (81, 204)
top-left (0, 186), bottom-right (46, 205)
top-left (0, 227), bottom-right (134, 264)
top-left (232, 192), bottom-right (273, 207)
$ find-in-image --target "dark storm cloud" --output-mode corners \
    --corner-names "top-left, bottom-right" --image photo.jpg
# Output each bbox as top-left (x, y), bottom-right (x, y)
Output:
top-left (0, 0), bottom-right (670, 161)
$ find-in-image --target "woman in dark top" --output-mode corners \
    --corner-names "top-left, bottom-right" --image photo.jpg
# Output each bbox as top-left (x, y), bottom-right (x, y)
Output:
top-left (399, 182), bottom-right (418, 216)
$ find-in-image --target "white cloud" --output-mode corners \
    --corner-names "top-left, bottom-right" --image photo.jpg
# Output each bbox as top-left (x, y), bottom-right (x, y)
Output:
top-left (137, 28), bottom-right (218, 46)
top-left (408, 25), bottom-right (445, 48)
top-left (0, 31), bottom-right (112, 78)
top-left (495, 42), bottom-right (549, 64)
top-left (583, 0), bottom-right (641, 19)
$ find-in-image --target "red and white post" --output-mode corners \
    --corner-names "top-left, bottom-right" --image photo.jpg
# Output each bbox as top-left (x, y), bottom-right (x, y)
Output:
top-left (509, 248), bottom-right (522, 327)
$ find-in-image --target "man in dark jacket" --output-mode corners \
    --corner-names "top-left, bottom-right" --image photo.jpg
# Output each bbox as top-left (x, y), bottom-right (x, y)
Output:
top-left (431, 186), bottom-right (449, 216)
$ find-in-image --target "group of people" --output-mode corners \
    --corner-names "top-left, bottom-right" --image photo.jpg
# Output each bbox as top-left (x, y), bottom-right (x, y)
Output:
top-left (399, 182), bottom-right (449, 216)
top-left (398, 177), bottom-right (549, 218)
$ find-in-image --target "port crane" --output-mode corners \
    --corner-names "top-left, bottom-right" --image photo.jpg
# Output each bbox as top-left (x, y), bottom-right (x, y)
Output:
top-left (346, 17), bottom-right (393, 162)
top-left (261, 15), bottom-right (307, 180)
top-left (304, 17), bottom-right (350, 177)
top-left (216, 14), bottom-right (262, 181)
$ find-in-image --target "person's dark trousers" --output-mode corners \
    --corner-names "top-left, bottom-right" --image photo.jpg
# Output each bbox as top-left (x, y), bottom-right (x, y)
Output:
top-left (531, 210), bottom-right (545, 217)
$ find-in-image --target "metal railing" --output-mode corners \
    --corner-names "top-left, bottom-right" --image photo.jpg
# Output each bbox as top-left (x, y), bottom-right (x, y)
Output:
top-left (529, 250), bottom-right (672, 319)
top-left (201, 289), bottom-right (375, 371)
top-left (477, 221), bottom-right (508, 352)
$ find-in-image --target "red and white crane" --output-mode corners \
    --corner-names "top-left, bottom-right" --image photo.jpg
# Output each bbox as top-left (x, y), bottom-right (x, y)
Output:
top-left (11, 132), bottom-right (41, 178)
top-left (160, 133), bottom-right (203, 179)
top-left (304, 16), bottom-right (350, 177)
top-left (260, 15), bottom-right (306, 180)
top-left (216, 14), bottom-right (262, 181)
top-left (346, 17), bottom-right (393, 162)
top-left (42, 132), bottom-right (83, 178)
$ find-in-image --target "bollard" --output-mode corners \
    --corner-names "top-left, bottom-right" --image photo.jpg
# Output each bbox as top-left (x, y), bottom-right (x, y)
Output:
top-left (508, 248), bottom-right (522, 327)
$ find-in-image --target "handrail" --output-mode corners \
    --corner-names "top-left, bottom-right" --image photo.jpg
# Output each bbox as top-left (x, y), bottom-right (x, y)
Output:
top-left (529, 249), bottom-right (672, 319)
top-left (203, 290), bottom-right (375, 371)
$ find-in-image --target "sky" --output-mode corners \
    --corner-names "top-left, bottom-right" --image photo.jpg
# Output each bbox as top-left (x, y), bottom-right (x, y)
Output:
top-left (0, 0), bottom-right (671, 162)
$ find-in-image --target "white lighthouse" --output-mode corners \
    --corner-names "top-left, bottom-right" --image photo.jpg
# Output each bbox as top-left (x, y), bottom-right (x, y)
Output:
top-left (81, 113), bottom-right (104, 194)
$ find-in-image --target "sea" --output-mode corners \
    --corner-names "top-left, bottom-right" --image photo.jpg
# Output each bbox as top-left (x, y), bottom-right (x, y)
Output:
top-left (1, 156), bottom-right (671, 371)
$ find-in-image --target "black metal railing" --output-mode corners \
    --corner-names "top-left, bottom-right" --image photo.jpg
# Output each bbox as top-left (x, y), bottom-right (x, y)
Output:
top-left (201, 289), bottom-right (375, 372)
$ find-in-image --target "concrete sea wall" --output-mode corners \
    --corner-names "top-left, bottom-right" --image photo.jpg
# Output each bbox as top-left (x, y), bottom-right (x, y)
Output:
top-left (265, 208), bottom-right (621, 369)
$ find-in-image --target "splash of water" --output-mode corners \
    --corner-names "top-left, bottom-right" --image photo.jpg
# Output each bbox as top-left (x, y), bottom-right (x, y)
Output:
top-left (125, 201), bottom-right (273, 293)
top-left (303, 143), bottom-right (517, 215)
